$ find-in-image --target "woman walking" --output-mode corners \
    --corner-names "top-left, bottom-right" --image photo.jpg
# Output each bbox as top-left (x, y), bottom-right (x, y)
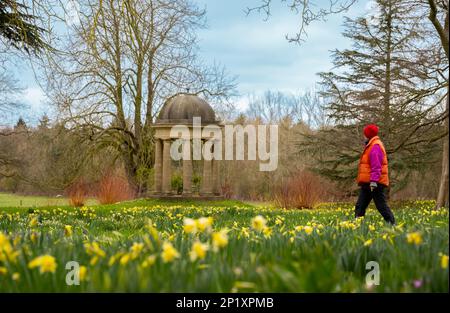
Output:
top-left (355, 124), bottom-right (396, 225)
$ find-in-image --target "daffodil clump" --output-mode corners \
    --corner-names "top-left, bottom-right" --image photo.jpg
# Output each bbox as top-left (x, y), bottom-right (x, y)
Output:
top-left (28, 255), bottom-right (57, 274)
top-left (84, 242), bottom-right (106, 265)
top-left (0, 199), bottom-right (447, 292)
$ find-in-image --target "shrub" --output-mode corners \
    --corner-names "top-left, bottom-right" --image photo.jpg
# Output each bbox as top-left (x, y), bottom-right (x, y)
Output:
top-left (192, 174), bottom-right (201, 194)
top-left (221, 178), bottom-right (234, 199)
top-left (171, 173), bottom-right (183, 195)
top-left (66, 180), bottom-right (88, 207)
top-left (273, 170), bottom-right (325, 209)
top-left (97, 173), bottom-right (134, 204)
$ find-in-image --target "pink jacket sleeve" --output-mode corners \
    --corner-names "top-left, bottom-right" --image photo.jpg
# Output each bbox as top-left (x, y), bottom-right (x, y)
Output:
top-left (369, 144), bottom-right (383, 182)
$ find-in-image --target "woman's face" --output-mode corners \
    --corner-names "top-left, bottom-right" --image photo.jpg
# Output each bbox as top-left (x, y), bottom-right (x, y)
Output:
top-left (363, 135), bottom-right (369, 145)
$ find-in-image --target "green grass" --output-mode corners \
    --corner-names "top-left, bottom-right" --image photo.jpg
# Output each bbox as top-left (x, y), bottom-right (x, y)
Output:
top-left (0, 194), bottom-right (251, 214)
top-left (0, 198), bottom-right (448, 292)
top-left (0, 192), bottom-right (98, 208)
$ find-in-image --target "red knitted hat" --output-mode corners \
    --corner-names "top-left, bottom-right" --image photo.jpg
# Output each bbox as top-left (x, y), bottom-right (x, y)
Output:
top-left (363, 124), bottom-right (379, 139)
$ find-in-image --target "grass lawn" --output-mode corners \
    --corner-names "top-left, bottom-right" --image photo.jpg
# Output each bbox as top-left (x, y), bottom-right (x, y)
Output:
top-left (0, 196), bottom-right (448, 292)
top-left (0, 192), bottom-right (98, 208)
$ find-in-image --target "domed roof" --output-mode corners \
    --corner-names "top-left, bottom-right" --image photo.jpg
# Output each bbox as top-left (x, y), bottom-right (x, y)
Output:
top-left (156, 94), bottom-right (217, 124)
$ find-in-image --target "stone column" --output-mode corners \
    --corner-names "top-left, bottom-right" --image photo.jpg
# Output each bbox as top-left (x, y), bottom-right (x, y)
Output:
top-left (182, 139), bottom-right (192, 196)
top-left (201, 158), bottom-right (213, 195)
top-left (212, 159), bottom-right (220, 195)
top-left (212, 140), bottom-right (220, 195)
top-left (201, 140), bottom-right (213, 195)
top-left (162, 139), bottom-right (172, 195)
top-left (153, 138), bottom-right (163, 194)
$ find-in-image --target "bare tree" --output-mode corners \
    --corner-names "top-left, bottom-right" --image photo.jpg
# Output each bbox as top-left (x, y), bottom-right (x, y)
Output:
top-left (37, 0), bottom-right (235, 193)
top-left (0, 67), bottom-right (23, 119)
top-left (246, 91), bottom-right (295, 123)
top-left (245, 89), bottom-right (327, 128)
top-left (293, 90), bottom-right (328, 128)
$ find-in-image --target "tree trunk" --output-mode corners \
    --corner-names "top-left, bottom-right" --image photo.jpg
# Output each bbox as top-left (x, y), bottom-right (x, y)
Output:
top-left (428, 2), bottom-right (449, 208)
top-left (436, 89), bottom-right (449, 208)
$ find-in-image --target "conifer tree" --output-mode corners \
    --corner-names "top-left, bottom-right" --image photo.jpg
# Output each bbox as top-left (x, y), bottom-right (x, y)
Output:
top-left (0, 0), bottom-right (47, 53)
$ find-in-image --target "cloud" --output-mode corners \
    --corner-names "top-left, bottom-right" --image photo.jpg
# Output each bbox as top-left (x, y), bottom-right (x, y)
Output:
top-left (234, 96), bottom-right (250, 111)
top-left (197, 0), bottom-right (364, 95)
top-left (22, 87), bottom-right (47, 109)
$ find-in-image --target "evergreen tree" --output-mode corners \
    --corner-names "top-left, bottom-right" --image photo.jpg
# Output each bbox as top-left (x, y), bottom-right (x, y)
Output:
top-left (38, 113), bottom-right (50, 129)
top-left (0, 0), bottom-right (47, 53)
top-left (14, 116), bottom-right (27, 130)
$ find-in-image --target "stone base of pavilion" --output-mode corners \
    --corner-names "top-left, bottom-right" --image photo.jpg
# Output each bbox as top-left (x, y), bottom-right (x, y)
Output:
top-left (147, 194), bottom-right (225, 201)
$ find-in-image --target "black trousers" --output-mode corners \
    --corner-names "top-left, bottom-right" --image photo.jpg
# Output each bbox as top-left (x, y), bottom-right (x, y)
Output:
top-left (355, 184), bottom-right (395, 224)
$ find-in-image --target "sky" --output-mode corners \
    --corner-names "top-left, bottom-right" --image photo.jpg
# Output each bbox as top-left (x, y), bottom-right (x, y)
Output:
top-left (195, 0), bottom-right (367, 109)
top-left (6, 0), bottom-right (369, 125)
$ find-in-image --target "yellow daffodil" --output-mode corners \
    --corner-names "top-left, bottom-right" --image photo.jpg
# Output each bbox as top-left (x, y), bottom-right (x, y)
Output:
top-left (183, 218), bottom-right (197, 234)
top-left (241, 227), bottom-right (250, 238)
top-left (263, 226), bottom-right (272, 238)
top-left (141, 255), bottom-right (157, 268)
top-left (339, 221), bottom-right (357, 230)
top-left (84, 242), bottom-right (106, 258)
top-left (251, 215), bottom-right (267, 231)
top-left (64, 225), bottom-right (73, 237)
top-left (303, 226), bottom-right (313, 235)
top-left (161, 242), bottom-right (179, 263)
top-left (119, 253), bottom-right (131, 265)
top-left (28, 255), bottom-right (57, 273)
top-left (0, 233), bottom-right (19, 263)
top-left (212, 229), bottom-right (228, 251)
top-left (146, 219), bottom-right (160, 242)
top-left (79, 266), bottom-right (87, 281)
top-left (189, 241), bottom-right (209, 261)
top-left (406, 232), bottom-right (423, 245)
top-left (108, 252), bottom-right (124, 267)
top-left (439, 253), bottom-right (449, 269)
top-left (12, 272), bottom-right (20, 281)
top-left (0, 266), bottom-right (7, 275)
top-left (196, 217), bottom-right (213, 232)
top-left (30, 232), bottom-right (38, 244)
top-left (29, 217), bottom-right (38, 227)
top-left (130, 242), bottom-right (144, 259)
top-left (84, 242), bottom-right (106, 265)
top-left (364, 239), bottom-right (373, 247)
top-left (294, 226), bottom-right (303, 232)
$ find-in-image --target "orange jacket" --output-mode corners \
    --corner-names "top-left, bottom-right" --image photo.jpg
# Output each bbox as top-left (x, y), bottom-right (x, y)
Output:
top-left (357, 136), bottom-right (389, 186)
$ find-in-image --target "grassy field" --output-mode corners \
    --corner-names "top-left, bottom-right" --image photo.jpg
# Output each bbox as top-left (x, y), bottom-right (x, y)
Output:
top-left (0, 192), bottom-right (98, 208)
top-left (0, 197), bottom-right (448, 292)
